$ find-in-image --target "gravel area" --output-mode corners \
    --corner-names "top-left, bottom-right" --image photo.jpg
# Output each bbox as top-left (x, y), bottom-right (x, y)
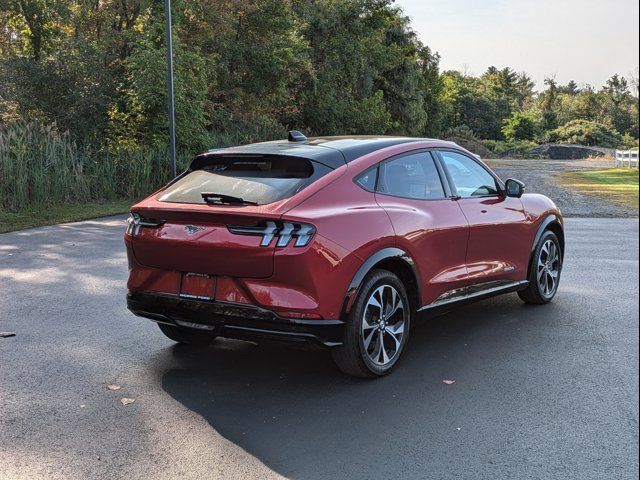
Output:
top-left (485, 157), bottom-right (638, 218)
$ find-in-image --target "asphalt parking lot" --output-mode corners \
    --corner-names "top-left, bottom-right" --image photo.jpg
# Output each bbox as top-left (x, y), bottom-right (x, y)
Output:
top-left (0, 216), bottom-right (638, 479)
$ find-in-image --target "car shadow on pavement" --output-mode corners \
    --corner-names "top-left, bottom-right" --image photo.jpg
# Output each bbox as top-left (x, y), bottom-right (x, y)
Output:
top-left (160, 296), bottom-right (532, 480)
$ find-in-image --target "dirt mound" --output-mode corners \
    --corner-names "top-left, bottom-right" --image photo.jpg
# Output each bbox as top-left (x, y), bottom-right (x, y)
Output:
top-left (520, 143), bottom-right (614, 160)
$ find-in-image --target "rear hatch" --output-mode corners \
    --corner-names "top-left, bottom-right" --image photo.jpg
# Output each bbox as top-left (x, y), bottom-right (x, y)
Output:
top-left (129, 153), bottom-right (332, 278)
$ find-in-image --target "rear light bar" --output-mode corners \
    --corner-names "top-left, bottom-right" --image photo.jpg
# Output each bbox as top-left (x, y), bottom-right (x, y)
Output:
top-left (227, 221), bottom-right (316, 248)
top-left (126, 213), bottom-right (165, 236)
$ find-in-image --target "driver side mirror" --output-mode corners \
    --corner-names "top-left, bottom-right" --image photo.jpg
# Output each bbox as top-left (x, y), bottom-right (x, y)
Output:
top-left (505, 178), bottom-right (525, 198)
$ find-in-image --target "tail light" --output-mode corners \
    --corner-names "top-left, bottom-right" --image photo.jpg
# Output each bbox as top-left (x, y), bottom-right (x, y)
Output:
top-left (126, 213), bottom-right (165, 236)
top-left (227, 221), bottom-right (316, 247)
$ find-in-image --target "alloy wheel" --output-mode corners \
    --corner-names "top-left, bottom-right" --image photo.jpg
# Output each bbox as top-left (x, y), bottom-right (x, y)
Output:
top-left (361, 284), bottom-right (406, 366)
top-left (537, 239), bottom-right (561, 298)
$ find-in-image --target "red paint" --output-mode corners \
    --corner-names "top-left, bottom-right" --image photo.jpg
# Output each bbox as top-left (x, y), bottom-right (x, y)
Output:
top-left (125, 140), bottom-right (563, 320)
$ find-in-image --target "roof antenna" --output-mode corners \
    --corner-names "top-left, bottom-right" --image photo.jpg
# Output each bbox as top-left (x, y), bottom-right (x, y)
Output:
top-left (288, 130), bottom-right (307, 142)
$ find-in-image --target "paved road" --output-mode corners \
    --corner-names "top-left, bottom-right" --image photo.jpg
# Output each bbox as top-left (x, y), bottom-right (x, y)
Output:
top-left (1, 216), bottom-right (638, 479)
top-left (486, 158), bottom-right (638, 218)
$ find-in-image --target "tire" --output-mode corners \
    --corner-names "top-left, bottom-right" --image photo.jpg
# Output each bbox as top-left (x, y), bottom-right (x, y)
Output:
top-left (518, 230), bottom-right (563, 305)
top-left (157, 323), bottom-right (218, 345)
top-left (332, 269), bottom-right (411, 378)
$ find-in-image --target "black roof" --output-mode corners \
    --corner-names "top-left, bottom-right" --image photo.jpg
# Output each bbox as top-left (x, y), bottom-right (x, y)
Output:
top-left (197, 136), bottom-right (440, 169)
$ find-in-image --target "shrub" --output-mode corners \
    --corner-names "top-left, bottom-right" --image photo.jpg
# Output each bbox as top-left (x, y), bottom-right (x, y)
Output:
top-left (620, 133), bottom-right (639, 150)
top-left (443, 125), bottom-right (480, 141)
top-left (545, 120), bottom-right (622, 148)
top-left (482, 139), bottom-right (539, 155)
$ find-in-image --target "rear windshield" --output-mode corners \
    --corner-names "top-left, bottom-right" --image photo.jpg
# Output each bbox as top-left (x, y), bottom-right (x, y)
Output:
top-left (158, 155), bottom-right (331, 205)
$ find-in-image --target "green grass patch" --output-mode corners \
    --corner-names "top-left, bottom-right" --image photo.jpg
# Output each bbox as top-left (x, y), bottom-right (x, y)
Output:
top-left (0, 199), bottom-right (135, 233)
top-left (561, 168), bottom-right (639, 210)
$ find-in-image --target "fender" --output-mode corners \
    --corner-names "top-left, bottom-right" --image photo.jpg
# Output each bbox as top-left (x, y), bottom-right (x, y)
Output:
top-left (341, 247), bottom-right (420, 318)
top-left (527, 214), bottom-right (564, 276)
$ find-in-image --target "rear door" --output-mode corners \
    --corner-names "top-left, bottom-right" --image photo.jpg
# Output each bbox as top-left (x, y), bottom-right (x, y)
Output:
top-left (435, 150), bottom-right (529, 283)
top-left (129, 154), bottom-right (331, 279)
top-left (371, 150), bottom-right (470, 306)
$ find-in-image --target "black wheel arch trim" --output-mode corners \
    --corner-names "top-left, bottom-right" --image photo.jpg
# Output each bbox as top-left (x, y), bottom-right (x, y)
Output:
top-left (341, 247), bottom-right (420, 318)
top-left (528, 214), bottom-right (564, 276)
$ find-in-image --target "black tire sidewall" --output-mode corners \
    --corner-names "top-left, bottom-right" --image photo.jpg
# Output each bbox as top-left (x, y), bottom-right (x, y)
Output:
top-left (350, 270), bottom-right (411, 376)
top-left (531, 231), bottom-right (563, 302)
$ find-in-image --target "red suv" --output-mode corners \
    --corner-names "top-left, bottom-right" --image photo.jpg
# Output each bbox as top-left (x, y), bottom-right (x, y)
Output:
top-left (126, 133), bottom-right (564, 377)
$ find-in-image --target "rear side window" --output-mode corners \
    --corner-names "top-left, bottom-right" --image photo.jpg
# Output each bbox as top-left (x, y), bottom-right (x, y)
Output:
top-left (377, 152), bottom-right (445, 200)
top-left (355, 167), bottom-right (378, 191)
top-left (158, 155), bottom-right (331, 205)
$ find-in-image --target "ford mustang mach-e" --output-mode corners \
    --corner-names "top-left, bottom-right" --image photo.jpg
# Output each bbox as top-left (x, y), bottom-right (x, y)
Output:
top-left (125, 133), bottom-right (564, 377)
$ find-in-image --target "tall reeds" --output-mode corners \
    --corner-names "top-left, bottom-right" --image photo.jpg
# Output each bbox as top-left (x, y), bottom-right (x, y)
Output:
top-left (0, 122), bottom-right (180, 212)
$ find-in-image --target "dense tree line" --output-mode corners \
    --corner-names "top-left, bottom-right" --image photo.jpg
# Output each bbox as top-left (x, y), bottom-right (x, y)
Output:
top-left (0, 0), bottom-right (638, 157)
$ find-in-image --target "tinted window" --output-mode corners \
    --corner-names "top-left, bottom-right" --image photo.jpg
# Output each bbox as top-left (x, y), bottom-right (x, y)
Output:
top-left (439, 151), bottom-right (499, 197)
top-left (159, 155), bottom-right (330, 205)
top-left (355, 167), bottom-right (378, 191)
top-left (377, 152), bottom-right (445, 200)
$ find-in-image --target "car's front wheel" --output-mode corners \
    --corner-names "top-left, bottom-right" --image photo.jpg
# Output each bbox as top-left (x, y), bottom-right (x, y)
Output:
top-left (518, 230), bottom-right (563, 304)
top-left (157, 323), bottom-right (218, 345)
top-left (332, 269), bottom-right (411, 378)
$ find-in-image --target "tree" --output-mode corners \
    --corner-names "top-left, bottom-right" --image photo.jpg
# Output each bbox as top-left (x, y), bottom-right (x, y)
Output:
top-left (502, 111), bottom-right (539, 141)
top-left (418, 46), bottom-right (443, 135)
top-left (0, 0), bottom-right (67, 60)
top-left (601, 74), bottom-right (635, 136)
top-left (559, 80), bottom-right (580, 95)
top-left (298, 0), bottom-right (424, 135)
top-left (539, 77), bottom-right (559, 131)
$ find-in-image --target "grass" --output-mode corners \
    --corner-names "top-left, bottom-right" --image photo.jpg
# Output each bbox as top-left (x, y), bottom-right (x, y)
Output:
top-left (0, 199), bottom-right (135, 233)
top-left (561, 168), bottom-right (639, 210)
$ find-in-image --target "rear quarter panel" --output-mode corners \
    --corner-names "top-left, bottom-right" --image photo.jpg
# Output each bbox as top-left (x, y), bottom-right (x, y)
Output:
top-left (279, 166), bottom-right (396, 319)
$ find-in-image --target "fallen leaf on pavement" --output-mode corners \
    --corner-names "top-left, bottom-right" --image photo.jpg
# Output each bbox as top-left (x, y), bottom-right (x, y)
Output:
top-left (107, 384), bottom-right (121, 391)
top-left (0, 332), bottom-right (16, 338)
top-left (120, 398), bottom-right (136, 405)
top-left (442, 379), bottom-right (456, 385)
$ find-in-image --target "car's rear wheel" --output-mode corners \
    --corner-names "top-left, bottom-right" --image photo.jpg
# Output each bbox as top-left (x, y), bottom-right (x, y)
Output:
top-left (157, 323), bottom-right (218, 345)
top-left (518, 230), bottom-right (563, 304)
top-left (332, 269), bottom-right (411, 378)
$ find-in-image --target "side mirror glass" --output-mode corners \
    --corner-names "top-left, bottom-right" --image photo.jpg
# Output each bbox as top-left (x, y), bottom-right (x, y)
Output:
top-left (505, 178), bottom-right (525, 198)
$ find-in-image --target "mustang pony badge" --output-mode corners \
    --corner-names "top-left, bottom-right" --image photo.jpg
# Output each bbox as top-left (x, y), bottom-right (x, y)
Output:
top-left (184, 225), bottom-right (206, 235)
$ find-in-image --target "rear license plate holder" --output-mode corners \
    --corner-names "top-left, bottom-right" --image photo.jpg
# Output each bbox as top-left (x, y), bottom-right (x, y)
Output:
top-left (179, 273), bottom-right (215, 300)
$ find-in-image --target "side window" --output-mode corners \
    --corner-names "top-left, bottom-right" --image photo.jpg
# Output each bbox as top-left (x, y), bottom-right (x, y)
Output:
top-left (377, 152), bottom-right (445, 200)
top-left (439, 151), bottom-right (499, 198)
top-left (355, 167), bottom-right (378, 191)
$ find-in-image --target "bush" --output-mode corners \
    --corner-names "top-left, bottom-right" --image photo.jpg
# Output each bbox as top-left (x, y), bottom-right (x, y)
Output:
top-left (501, 112), bottom-right (540, 141)
top-left (443, 125), bottom-right (480, 141)
top-left (545, 120), bottom-right (622, 148)
top-left (482, 139), bottom-right (539, 155)
top-left (620, 133), bottom-right (639, 150)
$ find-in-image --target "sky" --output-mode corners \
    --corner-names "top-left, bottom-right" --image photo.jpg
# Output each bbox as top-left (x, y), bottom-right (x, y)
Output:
top-left (396, 0), bottom-right (639, 90)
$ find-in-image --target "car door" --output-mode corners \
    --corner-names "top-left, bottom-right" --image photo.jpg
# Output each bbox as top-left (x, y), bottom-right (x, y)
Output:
top-left (371, 150), bottom-right (471, 307)
top-left (435, 149), bottom-right (530, 284)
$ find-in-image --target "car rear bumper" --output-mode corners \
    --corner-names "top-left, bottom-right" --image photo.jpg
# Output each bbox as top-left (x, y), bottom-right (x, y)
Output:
top-left (127, 292), bottom-right (344, 347)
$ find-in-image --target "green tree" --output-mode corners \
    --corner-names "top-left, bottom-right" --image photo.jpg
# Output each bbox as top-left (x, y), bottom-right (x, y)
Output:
top-left (502, 111), bottom-right (539, 141)
top-left (539, 77), bottom-right (559, 131)
top-left (108, 4), bottom-right (209, 152)
top-left (601, 74), bottom-right (635, 136)
top-left (298, 0), bottom-right (426, 135)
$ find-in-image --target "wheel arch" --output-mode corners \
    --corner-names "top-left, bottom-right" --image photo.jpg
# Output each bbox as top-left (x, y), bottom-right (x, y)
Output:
top-left (341, 247), bottom-right (420, 319)
top-left (528, 214), bottom-right (565, 277)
